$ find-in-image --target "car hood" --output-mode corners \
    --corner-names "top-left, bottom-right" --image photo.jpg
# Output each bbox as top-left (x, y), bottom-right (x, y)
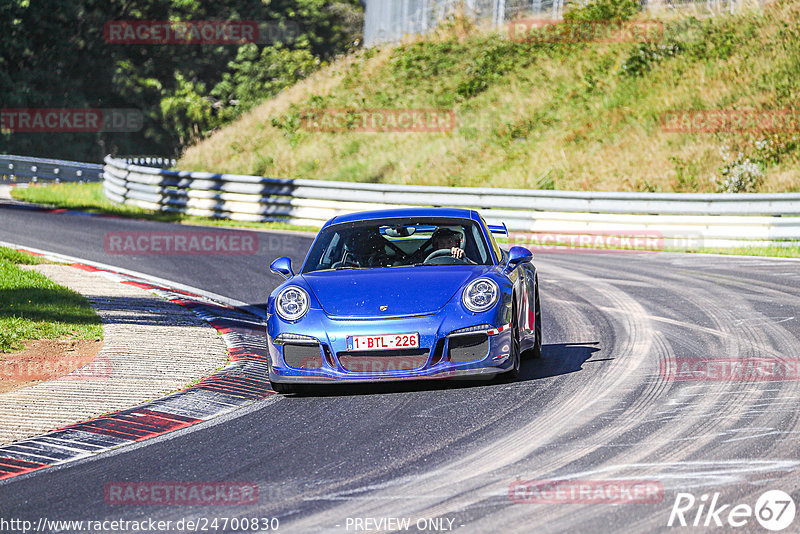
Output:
top-left (302, 266), bottom-right (491, 318)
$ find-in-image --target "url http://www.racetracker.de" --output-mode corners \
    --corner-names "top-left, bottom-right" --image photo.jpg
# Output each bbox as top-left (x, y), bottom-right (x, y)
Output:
top-left (0, 516), bottom-right (281, 533)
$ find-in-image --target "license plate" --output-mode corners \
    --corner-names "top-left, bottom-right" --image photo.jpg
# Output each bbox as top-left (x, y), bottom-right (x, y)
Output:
top-left (346, 332), bottom-right (419, 351)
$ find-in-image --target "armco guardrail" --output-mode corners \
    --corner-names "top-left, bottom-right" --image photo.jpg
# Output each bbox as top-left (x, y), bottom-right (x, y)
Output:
top-left (123, 156), bottom-right (177, 168)
top-left (103, 155), bottom-right (800, 248)
top-left (1, 155), bottom-right (104, 183)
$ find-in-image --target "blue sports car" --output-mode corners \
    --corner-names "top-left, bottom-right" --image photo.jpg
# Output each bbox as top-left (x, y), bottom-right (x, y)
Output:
top-left (266, 207), bottom-right (541, 393)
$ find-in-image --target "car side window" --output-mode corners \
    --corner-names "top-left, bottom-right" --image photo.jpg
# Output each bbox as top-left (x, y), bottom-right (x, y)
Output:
top-left (321, 233), bottom-right (340, 267)
top-left (468, 224), bottom-right (488, 264)
top-left (482, 216), bottom-right (503, 263)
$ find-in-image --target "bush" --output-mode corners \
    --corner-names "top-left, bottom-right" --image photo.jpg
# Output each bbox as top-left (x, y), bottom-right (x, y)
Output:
top-left (564, 0), bottom-right (641, 22)
top-left (212, 44), bottom-right (321, 121)
top-left (714, 146), bottom-right (765, 193)
top-left (619, 15), bottom-right (749, 78)
top-left (620, 42), bottom-right (681, 77)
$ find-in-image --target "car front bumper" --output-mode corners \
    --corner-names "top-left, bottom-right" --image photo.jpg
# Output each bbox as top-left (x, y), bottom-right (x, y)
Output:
top-left (267, 307), bottom-right (514, 384)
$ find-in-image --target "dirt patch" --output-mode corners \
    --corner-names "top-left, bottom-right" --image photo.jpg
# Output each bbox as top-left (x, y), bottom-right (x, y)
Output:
top-left (0, 339), bottom-right (104, 394)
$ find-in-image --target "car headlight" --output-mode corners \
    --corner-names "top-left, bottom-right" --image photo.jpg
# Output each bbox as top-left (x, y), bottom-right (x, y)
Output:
top-left (275, 286), bottom-right (309, 321)
top-left (462, 278), bottom-right (499, 313)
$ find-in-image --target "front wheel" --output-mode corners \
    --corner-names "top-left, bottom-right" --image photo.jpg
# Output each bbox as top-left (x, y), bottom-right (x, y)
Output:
top-left (524, 279), bottom-right (543, 360)
top-left (502, 303), bottom-right (521, 381)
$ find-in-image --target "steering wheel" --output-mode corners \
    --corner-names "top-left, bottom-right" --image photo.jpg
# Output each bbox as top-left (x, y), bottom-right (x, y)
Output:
top-left (424, 248), bottom-right (457, 263)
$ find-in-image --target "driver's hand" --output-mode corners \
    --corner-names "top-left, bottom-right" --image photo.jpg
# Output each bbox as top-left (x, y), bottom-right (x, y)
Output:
top-left (451, 247), bottom-right (464, 259)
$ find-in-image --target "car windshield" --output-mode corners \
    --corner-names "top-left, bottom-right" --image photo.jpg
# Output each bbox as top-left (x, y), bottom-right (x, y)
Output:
top-left (302, 217), bottom-right (493, 273)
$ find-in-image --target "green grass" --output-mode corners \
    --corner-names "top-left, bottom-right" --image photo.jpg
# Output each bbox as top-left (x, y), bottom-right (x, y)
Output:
top-left (688, 245), bottom-right (800, 258)
top-left (0, 247), bottom-right (103, 353)
top-left (0, 247), bottom-right (44, 265)
top-left (179, 0), bottom-right (800, 193)
top-left (11, 183), bottom-right (318, 233)
top-left (13, 182), bottom-right (164, 219)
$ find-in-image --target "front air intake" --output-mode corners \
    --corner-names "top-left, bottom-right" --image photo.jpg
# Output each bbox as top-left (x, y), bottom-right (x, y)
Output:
top-left (448, 333), bottom-right (489, 363)
top-left (337, 349), bottom-right (429, 373)
top-left (283, 343), bottom-right (324, 369)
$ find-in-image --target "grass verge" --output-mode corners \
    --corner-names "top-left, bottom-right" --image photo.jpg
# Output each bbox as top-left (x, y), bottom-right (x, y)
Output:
top-left (684, 245), bottom-right (800, 258)
top-left (0, 247), bottom-right (103, 353)
top-left (178, 0), bottom-right (800, 193)
top-left (11, 183), bottom-right (318, 233)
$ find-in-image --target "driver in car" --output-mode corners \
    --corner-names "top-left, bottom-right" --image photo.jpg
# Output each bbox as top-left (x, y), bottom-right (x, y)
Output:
top-left (430, 228), bottom-right (466, 259)
top-left (343, 228), bottom-right (390, 267)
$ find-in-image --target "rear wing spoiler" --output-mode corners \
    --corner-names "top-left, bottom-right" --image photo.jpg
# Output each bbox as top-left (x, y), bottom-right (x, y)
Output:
top-left (487, 223), bottom-right (508, 236)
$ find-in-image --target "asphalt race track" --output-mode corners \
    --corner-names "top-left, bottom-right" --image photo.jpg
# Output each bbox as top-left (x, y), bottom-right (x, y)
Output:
top-left (1, 202), bottom-right (800, 533)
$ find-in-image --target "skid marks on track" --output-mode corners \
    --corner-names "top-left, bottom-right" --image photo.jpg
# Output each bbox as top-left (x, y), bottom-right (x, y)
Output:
top-left (282, 261), bottom-right (662, 533)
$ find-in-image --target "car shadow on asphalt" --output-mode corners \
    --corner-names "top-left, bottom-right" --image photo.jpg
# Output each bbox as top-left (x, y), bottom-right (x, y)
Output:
top-left (519, 341), bottom-right (601, 381)
top-left (287, 342), bottom-right (602, 397)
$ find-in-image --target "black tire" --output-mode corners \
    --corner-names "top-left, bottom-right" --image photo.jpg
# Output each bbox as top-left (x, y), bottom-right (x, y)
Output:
top-left (525, 278), bottom-right (543, 359)
top-left (503, 301), bottom-right (521, 381)
top-left (270, 381), bottom-right (298, 394)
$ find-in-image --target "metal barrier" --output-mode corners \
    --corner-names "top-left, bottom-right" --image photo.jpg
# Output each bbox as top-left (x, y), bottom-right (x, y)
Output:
top-left (3, 154), bottom-right (794, 249)
top-left (123, 156), bottom-right (177, 168)
top-left (0, 155), bottom-right (103, 184)
top-left (103, 155), bottom-right (800, 248)
top-left (363, 0), bottom-right (762, 46)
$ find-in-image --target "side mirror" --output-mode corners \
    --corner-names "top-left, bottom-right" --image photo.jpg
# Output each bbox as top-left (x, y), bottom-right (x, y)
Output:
top-left (505, 246), bottom-right (533, 270)
top-left (270, 257), bottom-right (294, 280)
